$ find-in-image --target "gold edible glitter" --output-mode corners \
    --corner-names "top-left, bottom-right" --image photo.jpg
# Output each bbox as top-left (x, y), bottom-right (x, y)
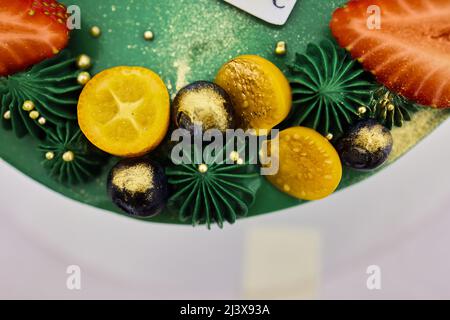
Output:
top-left (354, 126), bottom-right (393, 153)
top-left (112, 164), bottom-right (153, 194)
top-left (389, 109), bottom-right (450, 162)
top-left (176, 86), bottom-right (231, 132)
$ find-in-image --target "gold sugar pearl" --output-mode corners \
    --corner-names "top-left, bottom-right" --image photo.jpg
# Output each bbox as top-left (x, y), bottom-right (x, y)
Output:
top-left (3, 110), bottom-right (11, 120)
top-left (387, 104), bottom-right (395, 111)
top-left (325, 133), bottom-right (334, 141)
top-left (77, 72), bottom-right (91, 86)
top-left (143, 30), bottom-right (154, 41)
top-left (76, 54), bottom-right (92, 70)
top-left (229, 151), bottom-right (240, 162)
top-left (358, 106), bottom-right (367, 115)
top-left (22, 100), bottom-right (35, 111)
top-left (237, 158), bottom-right (244, 165)
top-left (38, 117), bottom-right (46, 125)
top-left (90, 26), bottom-right (102, 38)
top-left (29, 110), bottom-right (40, 120)
top-left (275, 41), bottom-right (287, 56)
top-left (45, 152), bottom-right (55, 161)
top-left (62, 151), bottom-right (75, 162)
top-left (198, 164), bottom-right (208, 173)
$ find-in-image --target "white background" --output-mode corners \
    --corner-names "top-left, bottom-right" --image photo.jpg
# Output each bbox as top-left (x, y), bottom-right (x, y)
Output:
top-left (1, 121), bottom-right (449, 299)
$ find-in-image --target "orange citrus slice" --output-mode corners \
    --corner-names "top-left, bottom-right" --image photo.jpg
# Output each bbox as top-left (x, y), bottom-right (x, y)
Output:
top-left (78, 66), bottom-right (170, 157)
top-left (215, 55), bottom-right (291, 135)
top-left (264, 127), bottom-right (342, 200)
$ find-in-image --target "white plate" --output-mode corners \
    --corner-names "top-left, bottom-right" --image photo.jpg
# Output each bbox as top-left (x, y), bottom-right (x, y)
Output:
top-left (1, 122), bottom-right (450, 299)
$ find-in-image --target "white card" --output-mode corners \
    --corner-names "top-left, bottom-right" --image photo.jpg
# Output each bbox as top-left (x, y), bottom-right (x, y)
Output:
top-left (224, 0), bottom-right (298, 25)
top-left (242, 227), bottom-right (320, 299)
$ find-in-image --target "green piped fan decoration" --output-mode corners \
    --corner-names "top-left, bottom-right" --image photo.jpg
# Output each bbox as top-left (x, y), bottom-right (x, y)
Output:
top-left (283, 39), bottom-right (374, 137)
top-left (368, 87), bottom-right (421, 129)
top-left (0, 51), bottom-right (82, 139)
top-left (166, 142), bottom-right (261, 229)
top-left (39, 122), bottom-right (108, 185)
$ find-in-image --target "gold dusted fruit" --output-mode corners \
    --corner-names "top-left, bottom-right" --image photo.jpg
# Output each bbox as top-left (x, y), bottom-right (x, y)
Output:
top-left (173, 81), bottom-right (235, 134)
top-left (215, 55), bottom-right (291, 135)
top-left (107, 158), bottom-right (168, 217)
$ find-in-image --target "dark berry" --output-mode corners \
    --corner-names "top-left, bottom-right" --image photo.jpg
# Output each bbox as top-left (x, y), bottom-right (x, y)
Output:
top-left (335, 119), bottom-right (393, 170)
top-left (173, 81), bottom-right (235, 135)
top-left (107, 158), bottom-right (168, 217)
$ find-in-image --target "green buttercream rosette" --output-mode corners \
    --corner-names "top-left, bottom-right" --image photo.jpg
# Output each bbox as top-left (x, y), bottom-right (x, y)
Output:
top-left (39, 122), bottom-right (108, 185)
top-left (368, 87), bottom-right (421, 129)
top-left (282, 39), bottom-right (375, 137)
top-left (0, 51), bottom-right (81, 139)
top-left (166, 140), bottom-right (261, 229)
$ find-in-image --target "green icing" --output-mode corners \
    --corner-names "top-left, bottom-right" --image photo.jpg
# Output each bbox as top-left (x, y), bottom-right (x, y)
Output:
top-left (65, 0), bottom-right (344, 95)
top-left (0, 0), bottom-right (448, 226)
top-left (0, 51), bottom-right (81, 139)
top-left (166, 143), bottom-right (261, 229)
top-left (368, 87), bottom-right (421, 130)
top-left (39, 122), bottom-right (108, 185)
top-left (283, 39), bottom-right (374, 137)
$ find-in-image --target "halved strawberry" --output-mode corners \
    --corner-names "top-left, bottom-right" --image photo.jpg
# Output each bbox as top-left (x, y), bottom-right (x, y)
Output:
top-left (331, 0), bottom-right (450, 108)
top-left (0, 0), bottom-right (69, 77)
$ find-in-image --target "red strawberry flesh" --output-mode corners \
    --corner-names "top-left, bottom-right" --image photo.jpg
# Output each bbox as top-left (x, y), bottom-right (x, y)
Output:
top-left (331, 0), bottom-right (450, 108)
top-left (0, 0), bottom-right (69, 76)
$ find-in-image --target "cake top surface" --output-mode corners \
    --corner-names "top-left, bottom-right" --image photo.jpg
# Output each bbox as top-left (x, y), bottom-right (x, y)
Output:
top-left (0, 0), bottom-right (448, 225)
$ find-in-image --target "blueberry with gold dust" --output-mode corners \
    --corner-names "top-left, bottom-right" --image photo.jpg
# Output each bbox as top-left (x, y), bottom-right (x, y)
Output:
top-left (173, 81), bottom-right (235, 135)
top-left (108, 158), bottom-right (168, 218)
top-left (335, 119), bottom-right (393, 171)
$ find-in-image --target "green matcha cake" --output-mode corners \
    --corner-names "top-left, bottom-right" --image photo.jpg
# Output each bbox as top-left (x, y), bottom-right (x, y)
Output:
top-left (0, 0), bottom-right (448, 228)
